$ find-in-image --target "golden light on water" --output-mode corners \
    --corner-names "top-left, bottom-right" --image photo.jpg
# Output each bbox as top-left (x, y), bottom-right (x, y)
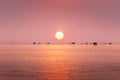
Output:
top-left (55, 31), bottom-right (64, 40)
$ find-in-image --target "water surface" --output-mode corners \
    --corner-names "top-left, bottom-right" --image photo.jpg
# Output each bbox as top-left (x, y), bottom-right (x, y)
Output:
top-left (0, 45), bottom-right (120, 80)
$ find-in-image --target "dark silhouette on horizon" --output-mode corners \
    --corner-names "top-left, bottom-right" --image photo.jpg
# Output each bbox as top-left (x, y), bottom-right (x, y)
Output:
top-left (93, 42), bottom-right (97, 46)
top-left (71, 42), bottom-right (75, 45)
top-left (31, 42), bottom-right (113, 45)
top-left (85, 42), bottom-right (89, 45)
top-left (47, 42), bottom-right (50, 45)
top-left (33, 42), bottom-right (36, 45)
top-left (109, 42), bottom-right (112, 45)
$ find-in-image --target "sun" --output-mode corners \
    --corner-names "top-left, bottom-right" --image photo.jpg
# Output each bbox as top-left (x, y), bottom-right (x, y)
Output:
top-left (55, 31), bottom-right (64, 40)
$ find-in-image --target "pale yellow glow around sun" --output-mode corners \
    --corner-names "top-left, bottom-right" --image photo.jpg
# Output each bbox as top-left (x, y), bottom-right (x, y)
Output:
top-left (55, 31), bottom-right (64, 40)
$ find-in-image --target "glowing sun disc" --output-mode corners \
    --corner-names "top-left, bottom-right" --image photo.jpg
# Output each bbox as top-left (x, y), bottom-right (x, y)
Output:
top-left (55, 31), bottom-right (64, 40)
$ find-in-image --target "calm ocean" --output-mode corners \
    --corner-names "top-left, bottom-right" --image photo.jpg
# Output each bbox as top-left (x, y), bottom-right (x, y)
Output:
top-left (0, 45), bottom-right (120, 80)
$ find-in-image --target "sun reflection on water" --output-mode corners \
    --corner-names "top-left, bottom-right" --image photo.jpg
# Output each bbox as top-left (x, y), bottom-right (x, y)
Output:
top-left (39, 45), bottom-right (74, 80)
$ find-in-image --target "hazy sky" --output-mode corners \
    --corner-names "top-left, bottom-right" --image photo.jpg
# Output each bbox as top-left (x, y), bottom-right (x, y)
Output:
top-left (0, 0), bottom-right (120, 43)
